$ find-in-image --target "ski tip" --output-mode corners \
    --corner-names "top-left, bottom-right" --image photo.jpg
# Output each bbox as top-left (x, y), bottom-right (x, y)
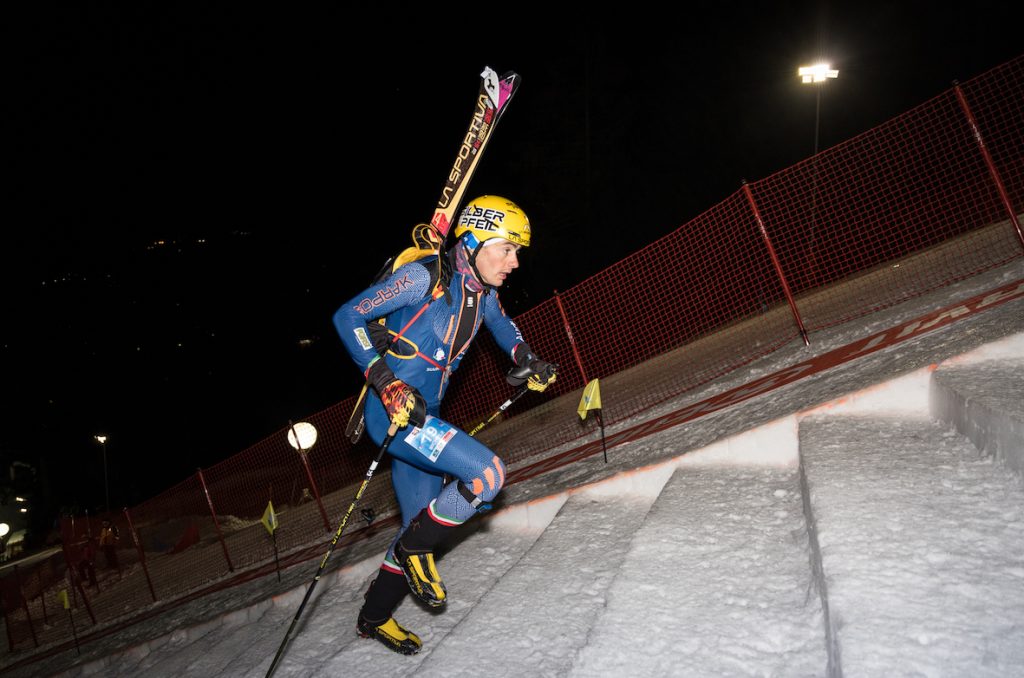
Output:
top-left (481, 66), bottom-right (520, 110)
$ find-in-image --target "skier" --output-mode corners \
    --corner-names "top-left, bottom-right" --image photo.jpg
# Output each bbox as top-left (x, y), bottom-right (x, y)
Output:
top-left (333, 195), bottom-right (557, 655)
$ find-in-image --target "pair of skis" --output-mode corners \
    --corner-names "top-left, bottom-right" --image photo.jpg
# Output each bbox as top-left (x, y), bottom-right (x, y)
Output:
top-left (343, 66), bottom-right (521, 445)
top-left (395, 65), bottom-right (521, 263)
top-left (429, 65), bottom-right (521, 242)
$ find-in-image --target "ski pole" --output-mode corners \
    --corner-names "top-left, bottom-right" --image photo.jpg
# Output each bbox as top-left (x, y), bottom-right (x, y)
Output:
top-left (266, 422), bottom-right (399, 678)
top-left (467, 384), bottom-right (531, 437)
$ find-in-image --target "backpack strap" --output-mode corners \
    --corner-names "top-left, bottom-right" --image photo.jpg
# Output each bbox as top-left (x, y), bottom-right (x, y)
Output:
top-left (346, 231), bottom-right (449, 443)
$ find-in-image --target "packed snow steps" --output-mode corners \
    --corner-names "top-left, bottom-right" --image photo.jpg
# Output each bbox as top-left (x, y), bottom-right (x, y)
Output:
top-left (312, 507), bottom-right (556, 678)
top-left (89, 561), bottom-right (377, 678)
top-left (411, 488), bottom-right (661, 678)
top-left (569, 466), bottom-right (826, 677)
top-left (931, 357), bottom-right (1024, 479)
top-left (799, 415), bottom-right (1024, 677)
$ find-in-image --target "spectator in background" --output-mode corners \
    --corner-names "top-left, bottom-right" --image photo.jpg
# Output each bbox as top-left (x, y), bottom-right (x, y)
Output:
top-left (76, 537), bottom-right (98, 588)
top-left (98, 519), bottom-right (121, 573)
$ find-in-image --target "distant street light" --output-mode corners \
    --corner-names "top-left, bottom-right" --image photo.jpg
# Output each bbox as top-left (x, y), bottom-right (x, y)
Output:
top-left (94, 434), bottom-right (109, 512)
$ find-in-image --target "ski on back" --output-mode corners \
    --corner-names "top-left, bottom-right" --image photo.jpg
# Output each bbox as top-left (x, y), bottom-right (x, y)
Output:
top-left (431, 66), bottom-right (520, 239)
top-left (389, 66), bottom-right (520, 272)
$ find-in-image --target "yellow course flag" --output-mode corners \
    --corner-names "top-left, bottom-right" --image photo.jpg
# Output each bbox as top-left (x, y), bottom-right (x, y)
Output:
top-left (577, 378), bottom-right (603, 420)
top-left (58, 589), bottom-right (70, 610)
top-left (261, 501), bottom-right (278, 535)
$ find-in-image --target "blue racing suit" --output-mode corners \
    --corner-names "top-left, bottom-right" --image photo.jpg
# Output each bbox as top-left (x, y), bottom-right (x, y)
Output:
top-left (333, 254), bottom-right (525, 568)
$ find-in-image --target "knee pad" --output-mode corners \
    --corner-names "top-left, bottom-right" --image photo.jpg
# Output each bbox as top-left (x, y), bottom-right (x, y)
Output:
top-left (457, 480), bottom-right (493, 512)
top-left (462, 455), bottom-right (505, 504)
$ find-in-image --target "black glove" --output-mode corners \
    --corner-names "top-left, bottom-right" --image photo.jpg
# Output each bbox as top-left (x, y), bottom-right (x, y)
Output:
top-left (367, 358), bottom-right (426, 428)
top-left (507, 344), bottom-right (558, 392)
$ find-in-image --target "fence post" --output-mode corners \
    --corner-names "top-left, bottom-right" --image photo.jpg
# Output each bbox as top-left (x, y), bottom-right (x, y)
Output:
top-left (196, 469), bottom-right (235, 573)
top-left (11, 565), bottom-right (38, 649)
top-left (953, 82), bottom-right (1024, 251)
top-left (742, 181), bottom-right (810, 346)
top-left (71, 570), bottom-right (95, 625)
top-left (553, 290), bottom-right (588, 386)
top-left (59, 541), bottom-right (96, 624)
top-left (124, 508), bottom-right (158, 602)
top-left (38, 584), bottom-right (47, 626)
top-left (290, 422), bottom-right (332, 533)
top-left (1, 599), bottom-right (12, 652)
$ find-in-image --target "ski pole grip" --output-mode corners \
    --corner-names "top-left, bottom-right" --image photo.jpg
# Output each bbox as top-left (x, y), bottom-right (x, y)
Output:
top-left (506, 363), bottom-right (534, 386)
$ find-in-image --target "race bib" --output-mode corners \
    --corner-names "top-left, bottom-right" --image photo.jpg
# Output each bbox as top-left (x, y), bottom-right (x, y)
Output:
top-left (403, 416), bottom-right (457, 462)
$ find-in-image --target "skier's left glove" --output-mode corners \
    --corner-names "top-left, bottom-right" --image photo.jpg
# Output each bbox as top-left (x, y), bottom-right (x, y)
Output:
top-left (508, 344), bottom-right (558, 392)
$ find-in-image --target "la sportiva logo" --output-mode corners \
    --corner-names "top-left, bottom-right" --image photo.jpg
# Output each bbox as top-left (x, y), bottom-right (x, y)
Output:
top-left (439, 94), bottom-right (489, 209)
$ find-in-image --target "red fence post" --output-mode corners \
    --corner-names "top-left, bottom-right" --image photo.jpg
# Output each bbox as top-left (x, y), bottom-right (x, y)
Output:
top-left (290, 422), bottom-right (332, 533)
top-left (196, 468), bottom-right (235, 573)
top-left (123, 508), bottom-right (158, 602)
top-left (742, 181), bottom-right (810, 347)
top-left (953, 82), bottom-right (1024, 252)
top-left (11, 565), bottom-right (38, 649)
top-left (59, 542), bottom-right (95, 624)
top-left (553, 290), bottom-right (589, 386)
top-left (71, 570), bottom-right (96, 625)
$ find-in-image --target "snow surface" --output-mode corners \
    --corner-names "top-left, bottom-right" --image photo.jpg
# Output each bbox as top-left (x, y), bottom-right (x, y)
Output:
top-left (8, 261), bottom-right (1024, 678)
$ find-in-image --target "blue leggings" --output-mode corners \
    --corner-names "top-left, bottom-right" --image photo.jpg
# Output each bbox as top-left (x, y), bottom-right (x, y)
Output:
top-left (364, 395), bottom-right (506, 558)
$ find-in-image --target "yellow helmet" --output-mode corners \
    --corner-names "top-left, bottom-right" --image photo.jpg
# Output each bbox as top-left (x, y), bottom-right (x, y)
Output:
top-left (454, 195), bottom-right (531, 249)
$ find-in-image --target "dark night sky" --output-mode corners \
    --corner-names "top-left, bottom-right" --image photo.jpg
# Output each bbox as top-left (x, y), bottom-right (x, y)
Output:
top-left (4, 4), bottom-right (1021, 526)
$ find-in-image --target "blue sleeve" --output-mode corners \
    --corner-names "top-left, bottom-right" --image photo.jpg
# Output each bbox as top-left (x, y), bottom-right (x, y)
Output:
top-left (332, 263), bottom-right (432, 375)
top-left (482, 292), bottom-right (527, 362)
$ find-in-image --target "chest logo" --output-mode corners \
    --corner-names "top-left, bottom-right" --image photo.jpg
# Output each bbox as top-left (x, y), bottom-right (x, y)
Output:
top-left (434, 348), bottom-right (446, 361)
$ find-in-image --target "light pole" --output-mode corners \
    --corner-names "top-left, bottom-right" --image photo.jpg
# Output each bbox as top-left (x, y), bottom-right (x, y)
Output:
top-left (798, 63), bottom-right (838, 285)
top-left (287, 421), bottom-right (331, 531)
top-left (798, 62), bottom-right (839, 157)
top-left (94, 435), bottom-right (109, 512)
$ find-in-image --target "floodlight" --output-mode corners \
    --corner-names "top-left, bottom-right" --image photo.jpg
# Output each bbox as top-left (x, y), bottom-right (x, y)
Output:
top-left (798, 63), bottom-right (839, 84)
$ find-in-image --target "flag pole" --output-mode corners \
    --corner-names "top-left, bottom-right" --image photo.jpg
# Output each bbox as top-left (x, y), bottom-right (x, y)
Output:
top-left (262, 501), bottom-right (282, 582)
top-left (59, 591), bottom-right (80, 655)
top-left (596, 409), bottom-right (608, 463)
top-left (577, 378), bottom-right (608, 463)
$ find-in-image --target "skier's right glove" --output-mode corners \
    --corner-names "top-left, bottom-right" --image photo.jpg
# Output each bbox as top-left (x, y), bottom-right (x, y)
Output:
top-left (367, 357), bottom-right (426, 429)
top-left (379, 381), bottom-right (425, 428)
